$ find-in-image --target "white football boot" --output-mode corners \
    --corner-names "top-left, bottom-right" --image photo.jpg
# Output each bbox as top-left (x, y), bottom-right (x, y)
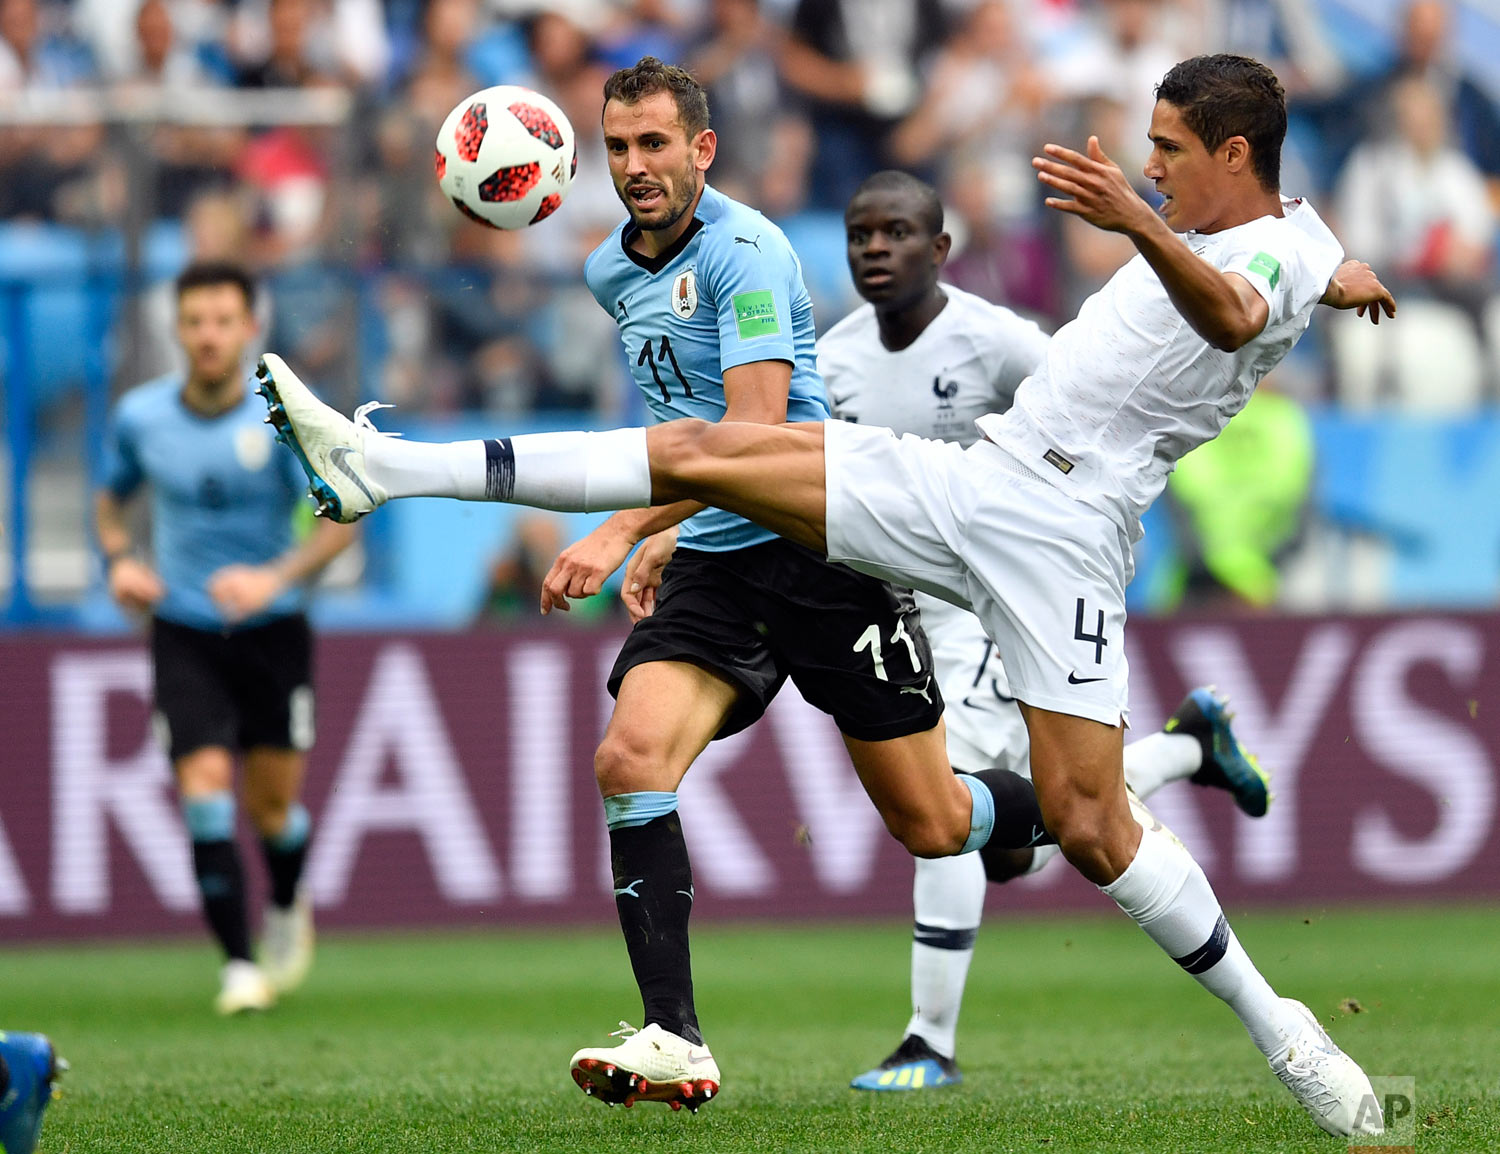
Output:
top-left (215, 960), bottom-right (276, 1016)
top-left (570, 1022), bottom-right (721, 1112)
top-left (255, 353), bottom-right (389, 523)
top-left (260, 893), bottom-right (315, 994)
top-left (1270, 999), bottom-right (1383, 1137)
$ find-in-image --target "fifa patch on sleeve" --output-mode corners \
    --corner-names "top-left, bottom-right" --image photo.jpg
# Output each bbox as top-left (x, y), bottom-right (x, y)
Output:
top-left (732, 290), bottom-right (780, 340)
top-left (1246, 251), bottom-right (1281, 289)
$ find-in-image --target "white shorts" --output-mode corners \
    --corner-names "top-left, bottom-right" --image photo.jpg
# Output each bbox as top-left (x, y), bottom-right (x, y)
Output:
top-left (916, 591), bottom-right (1030, 776)
top-left (825, 421), bottom-right (1131, 727)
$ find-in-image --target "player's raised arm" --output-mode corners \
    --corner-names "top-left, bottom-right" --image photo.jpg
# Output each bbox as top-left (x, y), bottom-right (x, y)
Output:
top-left (1035, 136), bottom-right (1270, 351)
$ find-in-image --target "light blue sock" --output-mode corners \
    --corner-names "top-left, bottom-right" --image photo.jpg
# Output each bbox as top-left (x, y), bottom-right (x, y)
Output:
top-left (602, 791), bottom-right (678, 831)
top-left (265, 802), bottom-right (310, 851)
top-left (182, 792), bottom-right (235, 842)
top-left (956, 775), bottom-right (995, 855)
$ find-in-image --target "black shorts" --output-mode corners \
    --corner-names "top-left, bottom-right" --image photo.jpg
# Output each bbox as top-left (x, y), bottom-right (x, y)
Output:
top-left (608, 538), bottom-right (943, 741)
top-left (150, 614), bottom-right (314, 761)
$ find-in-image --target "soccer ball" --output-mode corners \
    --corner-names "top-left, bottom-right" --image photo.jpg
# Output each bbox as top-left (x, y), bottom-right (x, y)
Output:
top-left (434, 85), bottom-right (576, 229)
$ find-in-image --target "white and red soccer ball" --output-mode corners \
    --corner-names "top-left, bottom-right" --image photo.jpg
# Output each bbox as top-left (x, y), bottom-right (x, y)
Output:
top-left (435, 85), bottom-right (576, 230)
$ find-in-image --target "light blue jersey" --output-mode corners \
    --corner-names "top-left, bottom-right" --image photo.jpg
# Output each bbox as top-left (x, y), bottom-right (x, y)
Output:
top-left (585, 184), bottom-right (829, 551)
top-left (104, 374), bottom-right (309, 631)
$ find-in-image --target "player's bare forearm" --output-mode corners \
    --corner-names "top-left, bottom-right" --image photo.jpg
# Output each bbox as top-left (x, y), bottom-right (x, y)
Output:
top-left (598, 502), bottom-right (705, 546)
top-left (94, 491), bottom-right (133, 563)
top-left (271, 519), bottom-right (358, 587)
top-left (1319, 259), bottom-right (1396, 323)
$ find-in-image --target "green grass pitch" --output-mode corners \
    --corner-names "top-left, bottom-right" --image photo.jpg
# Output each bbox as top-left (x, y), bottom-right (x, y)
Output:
top-left (6, 905), bottom-right (1495, 1153)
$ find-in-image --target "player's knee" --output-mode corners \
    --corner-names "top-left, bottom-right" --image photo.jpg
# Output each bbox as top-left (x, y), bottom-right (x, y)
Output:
top-left (888, 809), bottom-right (968, 858)
top-left (246, 795), bottom-right (291, 838)
top-left (651, 419), bottom-right (714, 485)
top-left (593, 732), bottom-right (659, 797)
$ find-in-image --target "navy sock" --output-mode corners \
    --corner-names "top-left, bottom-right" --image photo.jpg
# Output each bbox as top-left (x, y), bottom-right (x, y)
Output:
top-left (967, 768), bottom-right (1057, 855)
top-left (607, 806), bottom-right (700, 1045)
top-left (192, 839), bottom-right (251, 962)
top-left (260, 803), bottom-right (311, 910)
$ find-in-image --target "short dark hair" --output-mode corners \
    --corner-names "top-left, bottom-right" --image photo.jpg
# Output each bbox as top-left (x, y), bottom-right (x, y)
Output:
top-left (1154, 55), bottom-right (1286, 190)
top-left (849, 171), bottom-right (944, 236)
top-left (175, 260), bottom-right (256, 311)
top-left (602, 56), bottom-right (710, 139)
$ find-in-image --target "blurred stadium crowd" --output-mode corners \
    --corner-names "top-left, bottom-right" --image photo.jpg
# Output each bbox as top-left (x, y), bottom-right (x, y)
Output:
top-left (3, 0), bottom-right (1500, 621)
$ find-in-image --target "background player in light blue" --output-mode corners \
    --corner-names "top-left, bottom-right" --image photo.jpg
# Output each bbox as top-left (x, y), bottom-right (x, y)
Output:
top-left (96, 261), bottom-right (356, 1014)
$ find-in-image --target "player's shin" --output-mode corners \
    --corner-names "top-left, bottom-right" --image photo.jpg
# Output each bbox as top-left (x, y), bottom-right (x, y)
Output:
top-left (183, 792), bottom-right (252, 962)
top-left (363, 428), bottom-right (652, 511)
top-left (604, 793), bottom-right (703, 1045)
top-left (906, 854), bottom-right (986, 1058)
top-left (1100, 826), bottom-right (1296, 1057)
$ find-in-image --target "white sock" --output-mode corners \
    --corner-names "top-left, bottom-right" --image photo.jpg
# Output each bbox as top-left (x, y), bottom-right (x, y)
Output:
top-left (1100, 827), bottom-right (1297, 1058)
top-left (1022, 843), bottom-right (1062, 875)
top-left (1122, 731), bottom-right (1201, 799)
top-left (904, 853), bottom-right (986, 1059)
top-left (364, 427), bottom-right (653, 511)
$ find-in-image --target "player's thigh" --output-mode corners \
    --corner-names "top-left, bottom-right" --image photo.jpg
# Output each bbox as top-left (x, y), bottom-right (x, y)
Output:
top-left (598, 660), bottom-right (742, 796)
top-left (918, 592), bottom-right (1030, 776)
top-left (243, 748), bottom-right (306, 833)
top-left (823, 421), bottom-right (971, 605)
top-left (150, 616), bottom-right (239, 764)
top-left (771, 543), bottom-right (944, 742)
top-left (230, 614), bottom-right (316, 754)
top-left (959, 446), bottom-right (1132, 728)
top-left (606, 545), bottom-right (786, 748)
top-left (649, 420), bottom-right (830, 552)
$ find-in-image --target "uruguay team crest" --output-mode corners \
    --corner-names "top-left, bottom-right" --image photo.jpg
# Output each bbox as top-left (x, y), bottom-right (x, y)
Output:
top-left (671, 268), bottom-right (698, 319)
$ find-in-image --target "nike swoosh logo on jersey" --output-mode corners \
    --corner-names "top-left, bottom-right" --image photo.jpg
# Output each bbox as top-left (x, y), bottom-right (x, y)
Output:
top-left (329, 446), bottom-right (376, 503)
top-left (1067, 672), bottom-right (1106, 685)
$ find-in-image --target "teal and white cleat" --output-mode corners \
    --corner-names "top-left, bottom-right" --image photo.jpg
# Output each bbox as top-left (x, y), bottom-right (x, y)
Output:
top-left (0, 1031), bottom-right (64, 1154)
top-left (255, 353), bottom-right (388, 524)
top-left (1270, 999), bottom-right (1382, 1137)
top-left (1166, 688), bottom-right (1272, 818)
top-left (850, 1034), bottom-right (962, 1091)
top-left (570, 1022), bottom-right (720, 1112)
top-left (215, 960), bottom-right (275, 1016)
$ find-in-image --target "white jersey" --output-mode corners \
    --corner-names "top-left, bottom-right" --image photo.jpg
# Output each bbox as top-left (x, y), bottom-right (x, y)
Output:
top-left (819, 285), bottom-right (1050, 447)
top-left (819, 284), bottom-right (1047, 766)
top-left (978, 197), bottom-right (1343, 541)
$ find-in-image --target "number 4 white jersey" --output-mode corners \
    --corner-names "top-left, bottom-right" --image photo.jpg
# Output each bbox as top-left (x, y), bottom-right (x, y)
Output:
top-left (818, 285), bottom-right (1050, 446)
top-left (979, 196), bottom-right (1344, 541)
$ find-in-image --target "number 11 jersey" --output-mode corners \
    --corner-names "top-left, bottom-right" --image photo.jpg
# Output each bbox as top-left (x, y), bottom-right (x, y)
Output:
top-left (584, 183), bottom-right (829, 552)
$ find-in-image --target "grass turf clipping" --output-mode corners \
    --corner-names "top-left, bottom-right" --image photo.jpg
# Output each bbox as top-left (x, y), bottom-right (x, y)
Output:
top-left (5, 905), bottom-right (1493, 1153)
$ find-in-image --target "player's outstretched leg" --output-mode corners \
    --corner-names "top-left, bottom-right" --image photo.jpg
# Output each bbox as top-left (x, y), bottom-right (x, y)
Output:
top-left (0, 1031), bottom-right (64, 1154)
top-left (1164, 688), bottom-right (1272, 816)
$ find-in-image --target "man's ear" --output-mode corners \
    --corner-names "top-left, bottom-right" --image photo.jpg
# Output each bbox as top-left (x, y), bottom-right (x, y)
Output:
top-left (1222, 135), bottom-right (1252, 175)
top-left (933, 231), bottom-right (953, 266)
top-left (695, 128), bottom-right (717, 173)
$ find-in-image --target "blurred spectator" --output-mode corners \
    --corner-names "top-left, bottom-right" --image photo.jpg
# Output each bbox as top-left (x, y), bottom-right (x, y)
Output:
top-left (1053, 95), bottom-right (1142, 317)
top-left (135, 188), bottom-right (272, 381)
top-left (231, 0), bottom-right (389, 91)
top-left (1161, 381), bottom-right (1315, 612)
top-left (478, 512), bottom-right (621, 624)
top-left (0, 0), bottom-right (104, 221)
top-left (687, 0), bottom-right (811, 215)
top-left (780, 0), bottom-right (949, 209)
top-left (1335, 75), bottom-right (1496, 367)
top-left (1045, 0), bottom-right (1186, 182)
top-left (1306, 0), bottom-right (1500, 203)
top-left (233, 0), bottom-right (339, 88)
top-left (942, 156), bottom-right (1058, 319)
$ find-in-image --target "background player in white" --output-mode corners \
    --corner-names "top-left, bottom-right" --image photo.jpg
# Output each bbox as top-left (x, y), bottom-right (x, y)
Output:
top-left (257, 55), bottom-right (1396, 1136)
top-left (823, 170), bottom-right (1273, 1092)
